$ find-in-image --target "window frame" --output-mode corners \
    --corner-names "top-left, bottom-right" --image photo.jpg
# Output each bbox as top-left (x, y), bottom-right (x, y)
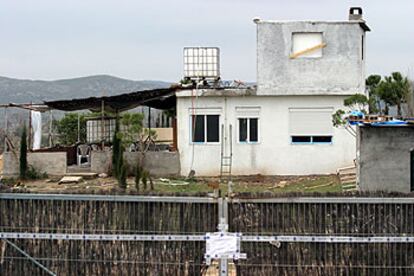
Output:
top-left (291, 32), bottom-right (324, 59)
top-left (237, 117), bottom-right (260, 144)
top-left (189, 114), bottom-right (221, 144)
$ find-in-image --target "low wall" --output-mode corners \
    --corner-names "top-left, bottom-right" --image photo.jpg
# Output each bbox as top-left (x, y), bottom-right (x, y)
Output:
top-left (1, 152), bottom-right (19, 177)
top-left (28, 152), bottom-right (67, 175)
top-left (2, 151), bottom-right (67, 177)
top-left (91, 151), bottom-right (112, 174)
top-left (358, 126), bottom-right (414, 193)
top-left (91, 151), bottom-right (180, 177)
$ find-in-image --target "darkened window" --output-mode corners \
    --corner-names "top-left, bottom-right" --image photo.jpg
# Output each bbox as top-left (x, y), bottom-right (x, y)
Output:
top-left (292, 136), bottom-right (311, 143)
top-left (250, 118), bottom-right (258, 142)
top-left (291, 136), bottom-right (332, 144)
top-left (192, 115), bottom-right (205, 142)
top-left (312, 136), bottom-right (332, 143)
top-left (206, 115), bottom-right (219, 142)
top-left (239, 118), bottom-right (259, 143)
top-left (239, 119), bottom-right (248, 142)
top-left (361, 35), bottom-right (364, 60)
top-left (191, 115), bottom-right (219, 143)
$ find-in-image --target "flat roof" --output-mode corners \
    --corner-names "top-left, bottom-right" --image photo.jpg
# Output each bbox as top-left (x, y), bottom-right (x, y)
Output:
top-left (255, 19), bottom-right (370, 32)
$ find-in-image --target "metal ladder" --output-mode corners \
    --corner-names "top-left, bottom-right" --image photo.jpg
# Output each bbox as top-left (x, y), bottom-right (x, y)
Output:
top-left (220, 124), bottom-right (233, 185)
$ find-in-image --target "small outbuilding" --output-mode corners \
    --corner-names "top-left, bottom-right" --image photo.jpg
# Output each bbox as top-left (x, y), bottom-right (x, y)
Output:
top-left (357, 125), bottom-right (414, 193)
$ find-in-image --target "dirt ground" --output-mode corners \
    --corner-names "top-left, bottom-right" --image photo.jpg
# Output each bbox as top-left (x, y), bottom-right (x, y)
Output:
top-left (1, 174), bottom-right (343, 194)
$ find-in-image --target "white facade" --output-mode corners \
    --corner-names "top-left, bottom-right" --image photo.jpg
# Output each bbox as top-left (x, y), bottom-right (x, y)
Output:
top-left (176, 11), bottom-right (369, 176)
top-left (177, 91), bottom-right (355, 176)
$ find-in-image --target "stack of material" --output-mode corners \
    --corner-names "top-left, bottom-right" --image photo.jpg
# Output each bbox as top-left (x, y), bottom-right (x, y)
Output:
top-left (337, 165), bottom-right (357, 191)
top-left (58, 176), bottom-right (83, 184)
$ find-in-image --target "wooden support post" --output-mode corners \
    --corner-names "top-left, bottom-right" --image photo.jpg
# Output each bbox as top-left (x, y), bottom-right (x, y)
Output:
top-left (49, 110), bottom-right (53, 147)
top-left (4, 107), bottom-right (8, 152)
top-left (77, 113), bottom-right (80, 143)
top-left (172, 117), bottom-right (177, 151)
top-left (28, 108), bottom-right (32, 151)
top-left (101, 100), bottom-right (105, 149)
top-left (148, 106), bottom-right (151, 137)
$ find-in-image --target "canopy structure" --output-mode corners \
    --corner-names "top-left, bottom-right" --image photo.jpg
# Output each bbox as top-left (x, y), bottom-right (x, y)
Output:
top-left (44, 86), bottom-right (189, 112)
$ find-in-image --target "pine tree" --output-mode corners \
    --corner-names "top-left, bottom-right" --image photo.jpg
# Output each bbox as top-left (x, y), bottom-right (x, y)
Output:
top-left (112, 118), bottom-right (120, 177)
top-left (19, 126), bottom-right (28, 179)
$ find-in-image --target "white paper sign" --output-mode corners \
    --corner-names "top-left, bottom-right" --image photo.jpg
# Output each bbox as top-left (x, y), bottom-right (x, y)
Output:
top-left (205, 233), bottom-right (240, 258)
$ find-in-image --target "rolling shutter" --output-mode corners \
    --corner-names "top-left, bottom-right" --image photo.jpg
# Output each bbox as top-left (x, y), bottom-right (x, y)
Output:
top-left (289, 108), bottom-right (333, 136)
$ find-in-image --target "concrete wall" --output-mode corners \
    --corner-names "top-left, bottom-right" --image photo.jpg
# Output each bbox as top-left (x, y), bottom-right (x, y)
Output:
top-left (91, 151), bottom-right (180, 177)
top-left (2, 152), bottom-right (19, 177)
top-left (91, 151), bottom-right (112, 174)
top-left (2, 151), bottom-right (67, 177)
top-left (256, 21), bottom-right (366, 96)
top-left (177, 95), bottom-right (356, 176)
top-left (28, 152), bottom-right (67, 175)
top-left (358, 126), bottom-right (414, 193)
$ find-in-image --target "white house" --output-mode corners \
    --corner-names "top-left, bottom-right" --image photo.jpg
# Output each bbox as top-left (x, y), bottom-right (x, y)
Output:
top-left (176, 8), bottom-right (370, 176)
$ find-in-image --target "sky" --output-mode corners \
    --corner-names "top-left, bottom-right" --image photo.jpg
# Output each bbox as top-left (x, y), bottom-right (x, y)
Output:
top-left (0, 0), bottom-right (413, 82)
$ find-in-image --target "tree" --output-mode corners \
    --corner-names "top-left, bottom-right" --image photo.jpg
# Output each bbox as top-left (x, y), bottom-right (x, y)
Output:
top-left (119, 112), bottom-right (144, 148)
top-left (56, 113), bottom-right (86, 145)
top-left (365, 74), bottom-right (382, 113)
top-left (376, 72), bottom-right (411, 116)
top-left (19, 126), bottom-right (28, 179)
top-left (112, 117), bottom-right (121, 178)
top-left (343, 94), bottom-right (369, 113)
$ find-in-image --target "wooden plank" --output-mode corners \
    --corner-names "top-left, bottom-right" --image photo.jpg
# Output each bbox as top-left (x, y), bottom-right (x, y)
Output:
top-left (289, 43), bottom-right (327, 59)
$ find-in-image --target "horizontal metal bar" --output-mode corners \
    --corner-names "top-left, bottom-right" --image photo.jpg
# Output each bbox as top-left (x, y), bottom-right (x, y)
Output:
top-left (0, 193), bottom-right (217, 203)
top-left (242, 235), bottom-right (414, 243)
top-left (232, 197), bottom-right (414, 204)
top-left (2, 232), bottom-right (414, 243)
top-left (0, 232), bottom-right (206, 241)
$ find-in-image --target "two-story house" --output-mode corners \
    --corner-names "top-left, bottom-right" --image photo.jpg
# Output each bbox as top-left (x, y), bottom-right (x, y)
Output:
top-left (176, 8), bottom-right (370, 176)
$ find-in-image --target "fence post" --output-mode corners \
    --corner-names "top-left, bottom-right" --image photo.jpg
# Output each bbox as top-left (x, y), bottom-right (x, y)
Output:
top-left (217, 197), bottom-right (229, 276)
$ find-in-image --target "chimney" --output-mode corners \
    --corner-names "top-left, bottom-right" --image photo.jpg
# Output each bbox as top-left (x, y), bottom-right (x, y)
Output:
top-left (349, 7), bottom-right (363, 20)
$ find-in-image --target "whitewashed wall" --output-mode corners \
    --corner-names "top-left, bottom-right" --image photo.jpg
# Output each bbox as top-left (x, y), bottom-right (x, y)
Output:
top-left (177, 94), bottom-right (355, 176)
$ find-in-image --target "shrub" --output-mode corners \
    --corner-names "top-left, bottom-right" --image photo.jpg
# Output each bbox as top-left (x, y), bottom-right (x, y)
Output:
top-left (118, 164), bottom-right (127, 189)
top-left (112, 118), bottom-right (121, 178)
top-left (149, 175), bottom-right (154, 191)
top-left (142, 170), bottom-right (148, 190)
top-left (26, 166), bottom-right (48, 180)
top-left (135, 164), bottom-right (142, 192)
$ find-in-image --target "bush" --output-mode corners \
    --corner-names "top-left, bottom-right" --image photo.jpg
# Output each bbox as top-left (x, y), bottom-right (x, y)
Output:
top-left (118, 164), bottom-right (127, 189)
top-left (26, 165), bottom-right (48, 180)
top-left (135, 164), bottom-right (142, 191)
top-left (142, 170), bottom-right (149, 190)
top-left (55, 113), bottom-right (86, 145)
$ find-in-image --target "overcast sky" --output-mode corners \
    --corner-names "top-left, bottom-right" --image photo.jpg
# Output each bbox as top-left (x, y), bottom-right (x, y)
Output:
top-left (1, 0), bottom-right (413, 82)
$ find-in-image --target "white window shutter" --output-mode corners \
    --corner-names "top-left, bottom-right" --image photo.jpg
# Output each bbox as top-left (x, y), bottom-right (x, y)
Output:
top-left (289, 108), bottom-right (333, 136)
